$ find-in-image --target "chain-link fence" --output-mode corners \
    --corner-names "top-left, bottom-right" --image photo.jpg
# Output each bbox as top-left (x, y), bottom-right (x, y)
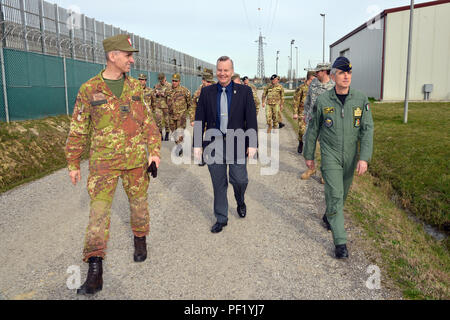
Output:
top-left (0, 0), bottom-right (214, 122)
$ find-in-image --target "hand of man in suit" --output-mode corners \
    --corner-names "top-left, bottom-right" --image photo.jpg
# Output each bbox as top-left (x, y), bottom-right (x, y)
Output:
top-left (194, 147), bottom-right (203, 162)
top-left (247, 147), bottom-right (257, 159)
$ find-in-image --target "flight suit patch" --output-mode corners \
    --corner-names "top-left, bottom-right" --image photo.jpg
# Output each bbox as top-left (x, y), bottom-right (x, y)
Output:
top-left (324, 107), bottom-right (335, 114)
top-left (354, 118), bottom-right (361, 127)
top-left (354, 107), bottom-right (362, 117)
top-left (324, 118), bottom-right (333, 128)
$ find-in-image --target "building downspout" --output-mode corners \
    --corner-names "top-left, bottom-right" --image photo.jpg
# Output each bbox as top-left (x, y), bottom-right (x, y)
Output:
top-left (380, 12), bottom-right (387, 101)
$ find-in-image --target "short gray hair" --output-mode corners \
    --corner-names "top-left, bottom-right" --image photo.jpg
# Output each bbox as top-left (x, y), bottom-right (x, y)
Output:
top-left (105, 50), bottom-right (120, 62)
top-left (330, 68), bottom-right (337, 76)
top-left (216, 56), bottom-right (234, 70)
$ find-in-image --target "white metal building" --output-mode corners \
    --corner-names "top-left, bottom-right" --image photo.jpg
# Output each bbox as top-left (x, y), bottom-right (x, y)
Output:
top-left (329, 0), bottom-right (450, 101)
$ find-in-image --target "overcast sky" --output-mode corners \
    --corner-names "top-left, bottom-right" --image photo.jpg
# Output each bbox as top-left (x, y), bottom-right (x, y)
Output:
top-left (47, 0), bottom-right (429, 78)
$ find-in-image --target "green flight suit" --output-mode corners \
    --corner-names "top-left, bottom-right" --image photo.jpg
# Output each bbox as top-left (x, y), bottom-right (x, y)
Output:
top-left (303, 87), bottom-right (374, 245)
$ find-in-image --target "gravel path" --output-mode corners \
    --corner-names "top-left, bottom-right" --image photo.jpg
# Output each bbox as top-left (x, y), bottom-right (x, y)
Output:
top-left (0, 92), bottom-right (397, 300)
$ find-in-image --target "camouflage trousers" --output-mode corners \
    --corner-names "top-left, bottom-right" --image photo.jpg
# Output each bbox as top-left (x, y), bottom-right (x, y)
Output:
top-left (266, 104), bottom-right (280, 127)
top-left (169, 111), bottom-right (187, 142)
top-left (154, 107), bottom-right (170, 131)
top-left (298, 116), bottom-right (306, 141)
top-left (278, 108), bottom-right (283, 123)
top-left (83, 166), bottom-right (150, 262)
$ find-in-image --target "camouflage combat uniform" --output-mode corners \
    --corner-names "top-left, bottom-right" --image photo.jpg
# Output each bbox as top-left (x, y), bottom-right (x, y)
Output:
top-left (247, 83), bottom-right (260, 115)
top-left (65, 71), bottom-right (161, 262)
top-left (151, 81), bottom-right (171, 132)
top-left (263, 83), bottom-right (284, 128)
top-left (189, 84), bottom-right (205, 121)
top-left (142, 87), bottom-right (153, 114)
top-left (293, 82), bottom-right (309, 142)
top-left (303, 77), bottom-right (335, 126)
top-left (167, 83), bottom-right (191, 143)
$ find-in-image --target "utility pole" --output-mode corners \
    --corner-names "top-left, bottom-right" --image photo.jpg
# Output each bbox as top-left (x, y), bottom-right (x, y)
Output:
top-left (404, 0), bottom-right (414, 124)
top-left (255, 31), bottom-right (266, 81)
top-left (320, 13), bottom-right (326, 63)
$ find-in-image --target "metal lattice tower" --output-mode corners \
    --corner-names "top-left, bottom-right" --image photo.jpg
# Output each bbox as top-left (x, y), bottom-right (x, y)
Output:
top-left (255, 31), bottom-right (266, 79)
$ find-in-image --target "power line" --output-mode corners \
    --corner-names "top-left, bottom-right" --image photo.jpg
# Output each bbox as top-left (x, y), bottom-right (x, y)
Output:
top-left (241, 0), bottom-right (254, 33)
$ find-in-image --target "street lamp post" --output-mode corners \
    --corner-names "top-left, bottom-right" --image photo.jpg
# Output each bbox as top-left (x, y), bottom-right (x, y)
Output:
top-left (290, 39), bottom-right (295, 89)
top-left (295, 46), bottom-right (298, 87)
top-left (276, 50), bottom-right (280, 75)
top-left (320, 13), bottom-right (326, 63)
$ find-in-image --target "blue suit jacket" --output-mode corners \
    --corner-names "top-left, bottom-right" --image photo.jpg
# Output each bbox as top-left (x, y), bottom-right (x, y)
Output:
top-left (193, 82), bottom-right (258, 162)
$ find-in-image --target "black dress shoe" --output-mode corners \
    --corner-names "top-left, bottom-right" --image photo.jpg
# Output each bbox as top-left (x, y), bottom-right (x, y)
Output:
top-left (237, 203), bottom-right (246, 218)
top-left (322, 214), bottom-right (331, 231)
top-left (335, 244), bottom-right (349, 259)
top-left (77, 257), bottom-right (103, 295)
top-left (297, 141), bottom-right (303, 154)
top-left (134, 236), bottom-right (147, 262)
top-left (211, 222), bottom-right (227, 233)
top-left (198, 158), bottom-right (206, 166)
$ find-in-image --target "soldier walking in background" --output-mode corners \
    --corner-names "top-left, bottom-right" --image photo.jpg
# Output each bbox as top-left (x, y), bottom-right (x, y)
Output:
top-left (242, 76), bottom-right (260, 116)
top-left (138, 74), bottom-right (155, 127)
top-left (231, 73), bottom-right (241, 84)
top-left (303, 57), bottom-right (373, 259)
top-left (152, 73), bottom-right (171, 141)
top-left (276, 76), bottom-right (286, 129)
top-left (262, 74), bottom-right (284, 133)
top-left (65, 34), bottom-right (161, 295)
top-left (190, 71), bottom-right (215, 127)
top-left (167, 73), bottom-right (191, 156)
top-left (301, 63), bottom-right (335, 182)
top-left (293, 71), bottom-right (315, 154)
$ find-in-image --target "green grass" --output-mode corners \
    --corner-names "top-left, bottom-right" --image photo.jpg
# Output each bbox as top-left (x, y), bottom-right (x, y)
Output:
top-left (370, 102), bottom-right (450, 231)
top-left (0, 116), bottom-right (89, 193)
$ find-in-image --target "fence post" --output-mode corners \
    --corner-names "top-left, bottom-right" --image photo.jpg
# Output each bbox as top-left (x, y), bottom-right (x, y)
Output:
top-left (19, 0), bottom-right (28, 51)
top-left (38, 0), bottom-right (46, 54)
top-left (63, 56), bottom-right (69, 116)
top-left (54, 4), bottom-right (61, 56)
top-left (0, 45), bottom-right (9, 122)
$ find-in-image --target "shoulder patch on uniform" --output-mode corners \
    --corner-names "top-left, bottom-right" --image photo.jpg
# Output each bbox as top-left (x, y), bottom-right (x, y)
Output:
top-left (365, 103), bottom-right (370, 111)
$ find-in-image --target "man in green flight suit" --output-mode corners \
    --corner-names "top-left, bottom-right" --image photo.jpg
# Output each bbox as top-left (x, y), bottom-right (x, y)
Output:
top-left (303, 57), bottom-right (374, 259)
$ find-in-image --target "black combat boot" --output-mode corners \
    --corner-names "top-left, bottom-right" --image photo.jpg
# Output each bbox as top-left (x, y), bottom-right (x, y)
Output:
top-left (297, 141), bottom-right (303, 154)
top-left (335, 244), bottom-right (349, 259)
top-left (160, 130), bottom-right (163, 141)
top-left (164, 131), bottom-right (169, 141)
top-left (77, 257), bottom-right (103, 295)
top-left (279, 122), bottom-right (285, 129)
top-left (134, 236), bottom-right (147, 262)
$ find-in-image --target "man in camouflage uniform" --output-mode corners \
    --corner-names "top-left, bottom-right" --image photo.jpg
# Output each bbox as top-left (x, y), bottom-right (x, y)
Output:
top-left (293, 71), bottom-right (315, 154)
top-left (138, 74), bottom-right (156, 129)
top-left (190, 72), bottom-right (215, 127)
top-left (65, 34), bottom-right (161, 295)
top-left (301, 63), bottom-right (335, 181)
top-left (167, 73), bottom-right (191, 156)
top-left (242, 76), bottom-right (260, 116)
top-left (277, 76), bottom-right (286, 129)
top-left (262, 74), bottom-right (285, 133)
top-left (151, 73), bottom-right (171, 141)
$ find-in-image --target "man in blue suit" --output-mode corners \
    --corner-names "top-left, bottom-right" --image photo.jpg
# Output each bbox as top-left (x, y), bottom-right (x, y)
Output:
top-left (194, 56), bottom-right (258, 233)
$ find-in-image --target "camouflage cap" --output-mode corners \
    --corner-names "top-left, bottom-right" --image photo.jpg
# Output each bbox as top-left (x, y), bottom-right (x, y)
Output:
top-left (204, 74), bottom-right (214, 83)
top-left (103, 34), bottom-right (138, 53)
top-left (138, 73), bottom-right (147, 80)
top-left (172, 73), bottom-right (181, 81)
top-left (158, 73), bottom-right (166, 81)
top-left (314, 62), bottom-right (332, 72)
